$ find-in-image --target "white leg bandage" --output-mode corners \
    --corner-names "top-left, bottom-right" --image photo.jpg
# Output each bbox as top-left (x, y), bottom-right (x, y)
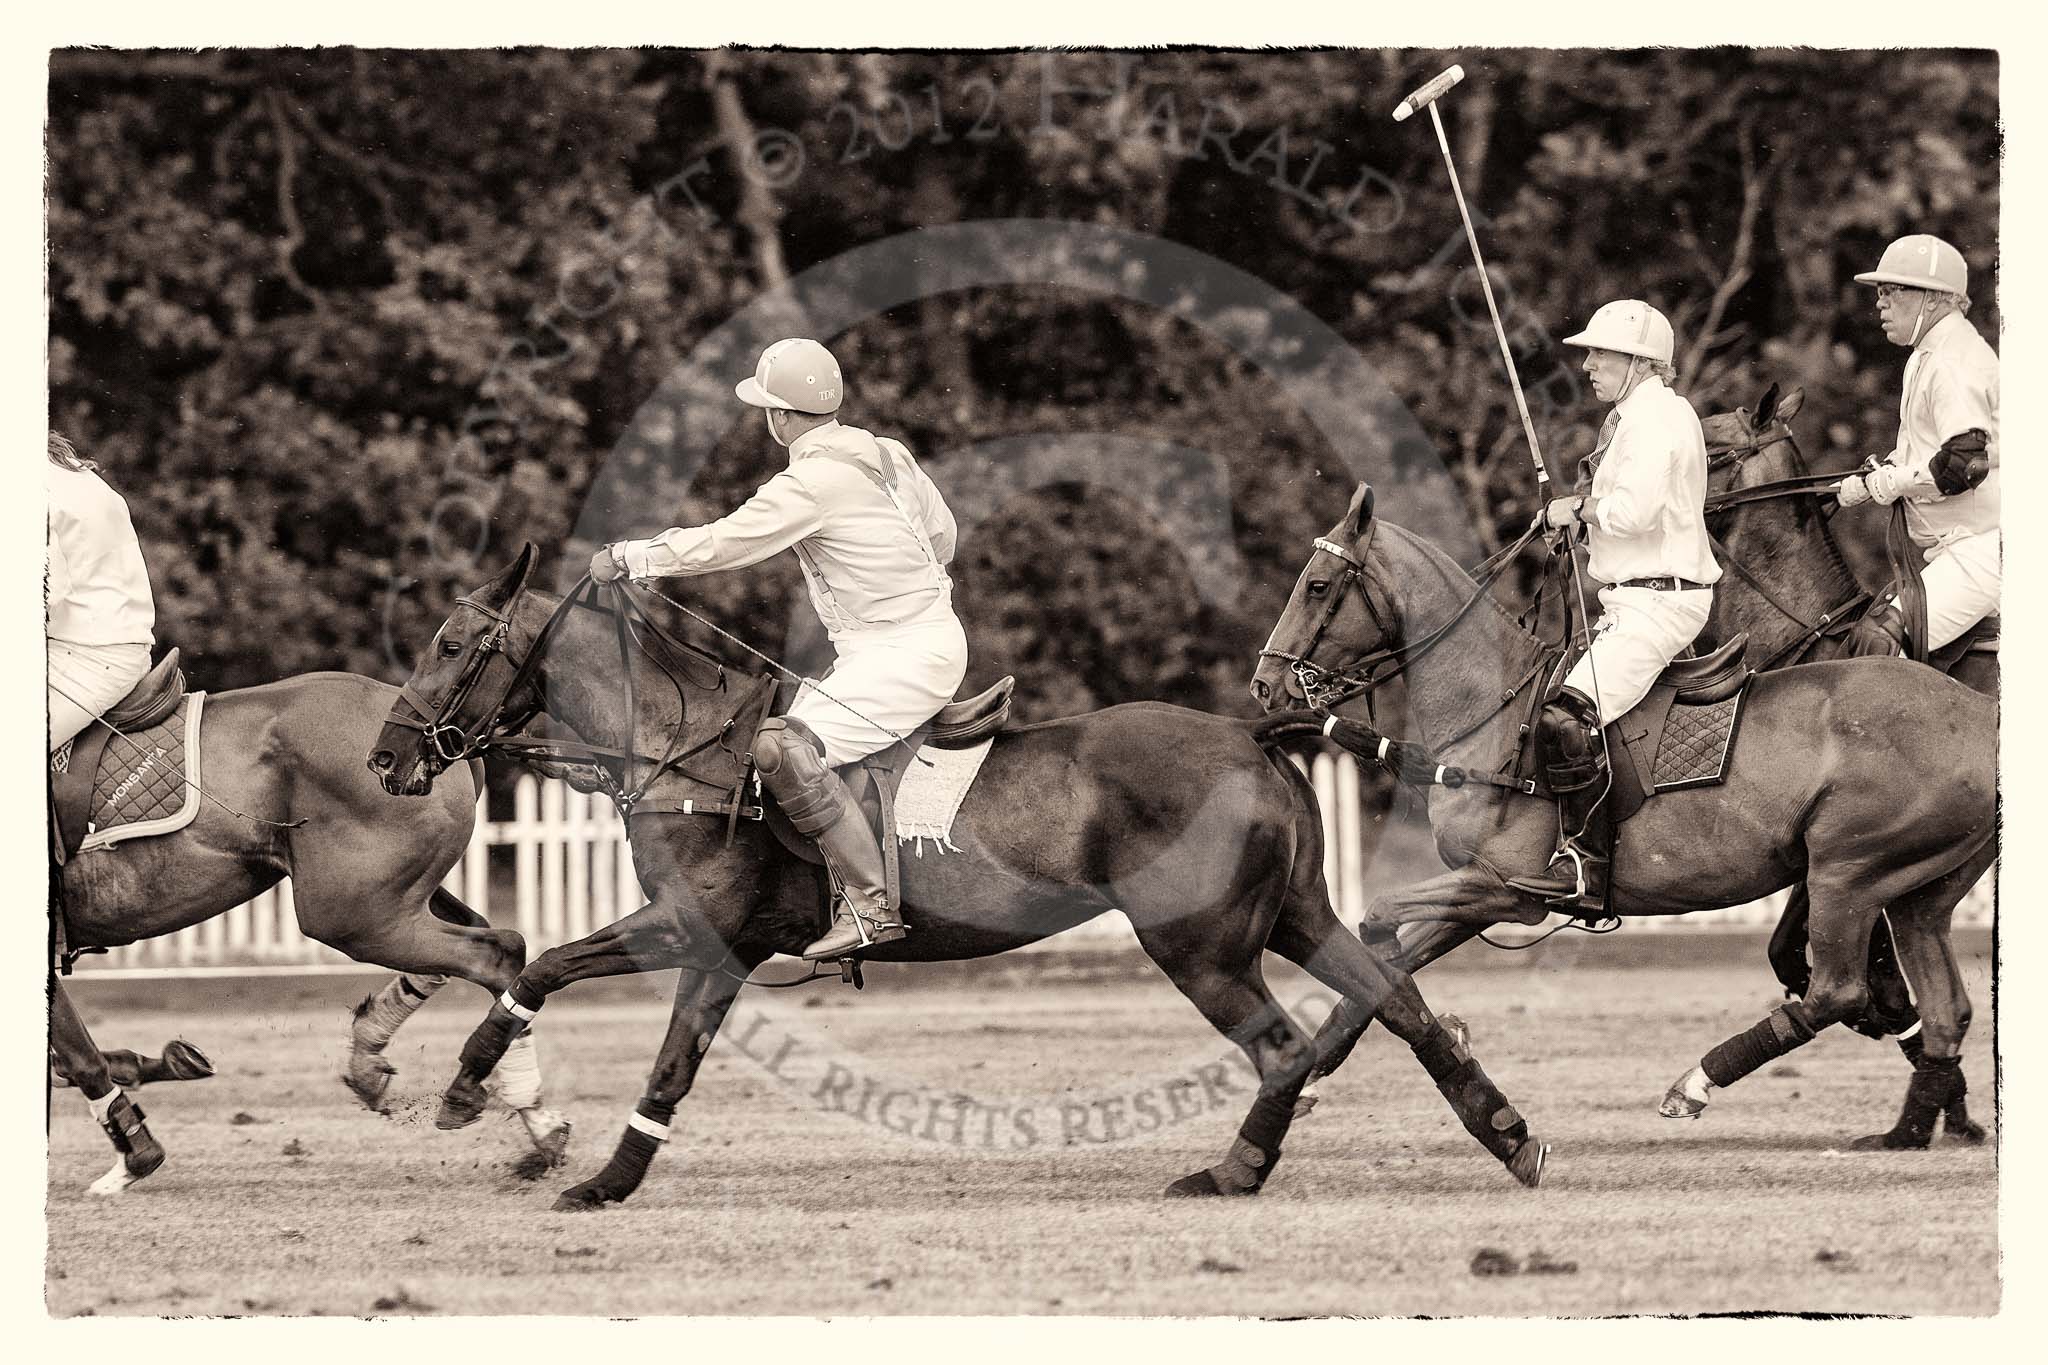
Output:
top-left (353, 974), bottom-right (446, 1052)
top-left (86, 1086), bottom-right (120, 1124)
top-left (491, 1029), bottom-right (544, 1111)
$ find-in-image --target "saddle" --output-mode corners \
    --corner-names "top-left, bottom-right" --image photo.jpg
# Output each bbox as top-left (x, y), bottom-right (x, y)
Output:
top-left (1526, 634), bottom-right (1753, 827)
top-left (50, 649), bottom-right (192, 864)
top-left (760, 676), bottom-right (1015, 911)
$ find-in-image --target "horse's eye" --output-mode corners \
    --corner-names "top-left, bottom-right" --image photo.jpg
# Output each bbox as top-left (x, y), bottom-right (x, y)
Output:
top-left (440, 639), bottom-right (465, 658)
top-left (1306, 580), bottom-right (1330, 599)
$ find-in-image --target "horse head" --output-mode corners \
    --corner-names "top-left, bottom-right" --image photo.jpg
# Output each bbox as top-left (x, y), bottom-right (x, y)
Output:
top-left (1704, 383), bottom-right (1810, 512)
top-left (370, 543), bottom-right (548, 795)
top-left (1250, 482), bottom-right (1402, 710)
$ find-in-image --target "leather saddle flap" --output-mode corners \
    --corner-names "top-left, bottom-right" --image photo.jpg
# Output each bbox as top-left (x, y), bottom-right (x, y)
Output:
top-left (929, 676), bottom-right (1013, 748)
top-left (1659, 634), bottom-right (1748, 705)
top-left (104, 649), bottom-right (186, 730)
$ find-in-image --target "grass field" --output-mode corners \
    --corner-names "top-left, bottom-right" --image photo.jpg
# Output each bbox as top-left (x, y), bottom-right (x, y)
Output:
top-left (47, 933), bottom-right (1998, 1318)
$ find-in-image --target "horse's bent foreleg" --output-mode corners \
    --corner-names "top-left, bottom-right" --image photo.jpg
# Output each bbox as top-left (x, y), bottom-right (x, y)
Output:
top-left (1305, 919), bottom-right (1478, 1090)
top-left (1269, 903), bottom-right (1547, 1188)
top-left (554, 949), bottom-right (766, 1212)
top-left (439, 900), bottom-right (700, 1131)
top-left (1143, 959), bottom-right (1317, 1198)
top-left (51, 983), bottom-right (165, 1196)
top-left (1663, 900), bottom-right (1880, 1121)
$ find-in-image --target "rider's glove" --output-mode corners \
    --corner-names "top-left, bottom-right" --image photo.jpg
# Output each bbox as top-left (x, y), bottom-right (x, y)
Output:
top-left (1835, 475), bottom-right (1872, 509)
top-left (590, 544), bottom-right (630, 584)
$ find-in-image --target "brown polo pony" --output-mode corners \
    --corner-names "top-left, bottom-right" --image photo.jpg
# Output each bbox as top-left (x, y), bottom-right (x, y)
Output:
top-left (51, 670), bottom-right (570, 1192)
top-left (368, 546), bottom-right (1552, 1210)
top-left (1282, 391), bottom-right (1996, 1139)
top-left (1251, 484), bottom-right (1996, 1148)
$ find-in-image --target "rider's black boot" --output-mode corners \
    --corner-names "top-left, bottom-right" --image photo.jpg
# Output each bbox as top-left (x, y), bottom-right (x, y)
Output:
top-left (1505, 689), bottom-right (1611, 909)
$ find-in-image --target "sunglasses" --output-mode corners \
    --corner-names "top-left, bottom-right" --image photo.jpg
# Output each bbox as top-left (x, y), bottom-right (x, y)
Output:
top-left (1875, 284), bottom-right (1924, 304)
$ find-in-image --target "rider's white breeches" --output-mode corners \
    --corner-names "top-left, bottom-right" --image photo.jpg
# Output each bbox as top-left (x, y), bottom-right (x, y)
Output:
top-left (1911, 529), bottom-right (2001, 651)
top-left (48, 640), bottom-right (151, 751)
top-left (787, 610), bottom-right (969, 766)
top-left (1563, 585), bottom-right (1713, 723)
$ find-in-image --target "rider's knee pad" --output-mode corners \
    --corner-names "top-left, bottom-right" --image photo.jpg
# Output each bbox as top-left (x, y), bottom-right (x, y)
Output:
top-left (752, 717), bottom-right (827, 776)
top-left (1847, 604), bottom-right (1905, 659)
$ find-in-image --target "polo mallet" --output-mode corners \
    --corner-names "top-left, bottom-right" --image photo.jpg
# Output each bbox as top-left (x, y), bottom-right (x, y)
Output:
top-left (1394, 65), bottom-right (1548, 493)
top-left (1398, 66), bottom-right (1610, 905)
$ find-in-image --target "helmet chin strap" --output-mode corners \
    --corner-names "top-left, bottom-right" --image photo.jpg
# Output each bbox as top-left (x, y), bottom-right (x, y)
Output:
top-left (1906, 293), bottom-right (1937, 348)
top-left (1614, 354), bottom-right (1648, 405)
top-left (765, 407), bottom-right (788, 446)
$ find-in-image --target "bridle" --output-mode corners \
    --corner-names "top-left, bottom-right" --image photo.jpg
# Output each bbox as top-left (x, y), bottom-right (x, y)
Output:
top-left (1701, 415), bottom-right (1874, 670)
top-left (1259, 519), bottom-right (1548, 720)
top-left (387, 576), bottom-right (765, 813)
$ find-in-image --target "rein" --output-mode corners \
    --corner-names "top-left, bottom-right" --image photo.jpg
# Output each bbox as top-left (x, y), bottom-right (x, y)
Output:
top-left (387, 576), bottom-right (761, 814)
top-left (1701, 424), bottom-right (1875, 669)
top-left (1259, 521), bottom-right (1548, 716)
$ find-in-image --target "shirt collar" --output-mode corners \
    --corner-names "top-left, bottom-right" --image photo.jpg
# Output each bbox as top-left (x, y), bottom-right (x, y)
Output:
top-left (787, 418), bottom-right (842, 462)
top-left (1916, 309), bottom-right (1968, 355)
top-left (1615, 371), bottom-right (1668, 413)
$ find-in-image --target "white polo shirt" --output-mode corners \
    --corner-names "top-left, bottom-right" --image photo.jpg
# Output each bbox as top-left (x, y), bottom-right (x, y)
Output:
top-left (619, 421), bottom-right (958, 637)
top-left (1864, 310), bottom-right (1999, 547)
top-left (47, 461), bottom-right (156, 649)
top-left (1582, 376), bottom-right (1722, 587)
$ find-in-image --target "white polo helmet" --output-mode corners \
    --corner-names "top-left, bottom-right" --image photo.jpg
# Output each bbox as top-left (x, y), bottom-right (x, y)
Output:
top-left (1854, 234), bottom-right (1968, 297)
top-left (734, 338), bottom-right (843, 414)
top-left (1563, 300), bottom-right (1675, 364)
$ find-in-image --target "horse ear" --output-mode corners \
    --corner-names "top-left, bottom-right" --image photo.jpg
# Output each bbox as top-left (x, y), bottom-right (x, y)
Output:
top-left (1753, 383), bottom-right (1781, 430)
top-left (1776, 387), bottom-right (1805, 424)
top-left (483, 542), bottom-right (538, 604)
top-left (1344, 482), bottom-right (1376, 539)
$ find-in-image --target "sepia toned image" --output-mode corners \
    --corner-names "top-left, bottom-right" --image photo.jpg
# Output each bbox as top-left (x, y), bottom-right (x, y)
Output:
top-left (42, 45), bottom-right (1998, 1318)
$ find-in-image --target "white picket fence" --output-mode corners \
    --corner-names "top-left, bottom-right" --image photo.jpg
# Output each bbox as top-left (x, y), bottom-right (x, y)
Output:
top-left (79, 756), bottom-right (1994, 974)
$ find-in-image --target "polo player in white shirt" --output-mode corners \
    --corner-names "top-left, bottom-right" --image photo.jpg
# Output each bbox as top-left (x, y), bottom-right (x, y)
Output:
top-left (593, 339), bottom-right (969, 959)
top-left (1506, 301), bottom-right (1721, 907)
top-left (47, 432), bottom-right (157, 750)
top-left (1835, 234), bottom-right (1999, 656)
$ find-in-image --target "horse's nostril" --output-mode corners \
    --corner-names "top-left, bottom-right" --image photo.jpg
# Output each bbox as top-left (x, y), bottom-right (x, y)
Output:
top-left (369, 750), bottom-right (395, 773)
top-left (1251, 679), bottom-right (1269, 702)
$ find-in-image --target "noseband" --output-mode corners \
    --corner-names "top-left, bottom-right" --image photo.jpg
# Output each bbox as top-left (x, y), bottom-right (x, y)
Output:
top-left (390, 592), bottom-right (524, 764)
top-left (1257, 529), bottom-right (1400, 710)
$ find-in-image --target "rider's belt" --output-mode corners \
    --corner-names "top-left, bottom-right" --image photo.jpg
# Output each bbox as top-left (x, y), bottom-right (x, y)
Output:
top-left (1615, 576), bottom-right (1713, 592)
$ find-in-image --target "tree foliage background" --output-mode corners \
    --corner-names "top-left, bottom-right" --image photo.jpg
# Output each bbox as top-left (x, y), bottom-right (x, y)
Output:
top-left (48, 48), bottom-right (1998, 723)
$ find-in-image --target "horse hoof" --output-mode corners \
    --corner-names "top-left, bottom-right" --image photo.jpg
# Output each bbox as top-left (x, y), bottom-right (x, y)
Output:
top-left (435, 1078), bottom-right (488, 1130)
top-left (1942, 1112), bottom-right (1989, 1145)
top-left (1292, 1085), bottom-right (1320, 1121)
top-left (521, 1112), bottom-right (573, 1168)
top-left (87, 1142), bottom-right (166, 1198)
top-left (553, 1182), bottom-right (616, 1212)
top-left (1849, 1130), bottom-right (1928, 1151)
top-left (1164, 1169), bottom-right (1225, 1198)
top-left (1507, 1140), bottom-right (1549, 1189)
top-left (1658, 1069), bottom-right (1708, 1120)
top-left (343, 1052), bottom-right (397, 1113)
top-left (161, 1039), bottom-right (214, 1081)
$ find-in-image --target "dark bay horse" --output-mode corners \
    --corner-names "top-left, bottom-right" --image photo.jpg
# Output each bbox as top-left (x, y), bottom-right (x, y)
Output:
top-left (368, 545), bottom-right (1552, 1210)
top-left (52, 670), bottom-right (570, 1192)
top-left (1250, 484), bottom-right (1996, 1148)
top-left (1280, 392), bottom-right (1997, 1134)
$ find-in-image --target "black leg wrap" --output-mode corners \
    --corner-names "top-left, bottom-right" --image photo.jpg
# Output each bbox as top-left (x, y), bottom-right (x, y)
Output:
top-left (1701, 1002), bottom-right (1817, 1089)
top-left (1239, 1091), bottom-right (1295, 1159)
top-left (1359, 917), bottom-right (1400, 955)
top-left (1862, 1054), bottom-right (1963, 1150)
top-left (1898, 1032), bottom-right (1926, 1066)
top-left (1308, 997), bottom-right (1376, 1083)
top-left (457, 1003), bottom-right (522, 1078)
top-left (507, 978), bottom-right (546, 1015)
top-left (1415, 1024), bottom-right (1528, 1162)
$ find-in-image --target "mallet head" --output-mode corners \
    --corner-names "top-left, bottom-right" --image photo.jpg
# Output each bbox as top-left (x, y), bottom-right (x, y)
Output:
top-left (1392, 65), bottom-right (1466, 122)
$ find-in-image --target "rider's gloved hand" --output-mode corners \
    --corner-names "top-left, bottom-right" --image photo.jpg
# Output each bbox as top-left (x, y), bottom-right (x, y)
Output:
top-left (1541, 496), bottom-right (1585, 531)
top-left (1835, 475), bottom-right (1872, 508)
top-left (589, 544), bottom-right (630, 584)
